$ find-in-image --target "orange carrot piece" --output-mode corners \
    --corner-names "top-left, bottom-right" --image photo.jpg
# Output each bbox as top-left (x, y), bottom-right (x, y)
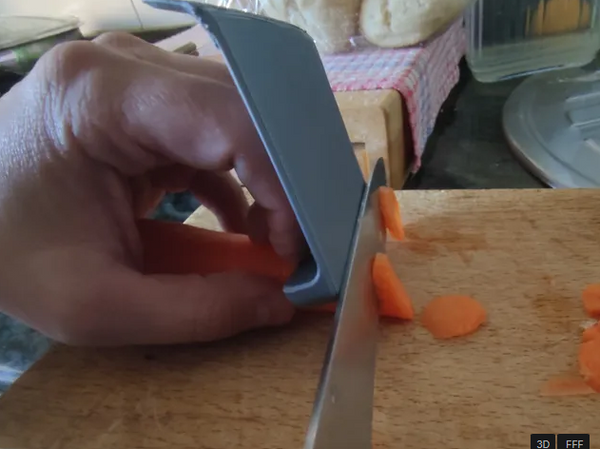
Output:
top-left (582, 284), bottom-right (600, 318)
top-left (305, 253), bottom-right (414, 320)
top-left (421, 295), bottom-right (486, 339)
top-left (582, 322), bottom-right (600, 342)
top-left (372, 253), bottom-right (414, 320)
top-left (540, 375), bottom-right (596, 397)
top-left (136, 219), bottom-right (294, 283)
top-left (579, 338), bottom-right (600, 392)
top-left (139, 219), bottom-right (414, 321)
top-left (378, 186), bottom-right (405, 241)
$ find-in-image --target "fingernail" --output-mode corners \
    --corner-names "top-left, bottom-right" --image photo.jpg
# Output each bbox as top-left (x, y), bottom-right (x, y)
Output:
top-left (256, 294), bottom-right (294, 327)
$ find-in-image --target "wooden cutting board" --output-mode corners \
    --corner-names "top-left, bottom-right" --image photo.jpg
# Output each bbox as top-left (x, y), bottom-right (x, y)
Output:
top-left (1, 189), bottom-right (600, 449)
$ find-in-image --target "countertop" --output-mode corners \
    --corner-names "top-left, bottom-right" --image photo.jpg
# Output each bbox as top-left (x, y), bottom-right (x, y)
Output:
top-left (404, 61), bottom-right (545, 190)
top-left (0, 59), bottom-right (546, 395)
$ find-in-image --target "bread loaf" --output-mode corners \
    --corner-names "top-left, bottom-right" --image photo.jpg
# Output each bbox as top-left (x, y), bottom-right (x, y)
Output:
top-left (259, 0), bottom-right (361, 54)
top-left (359, 0), bottom-right (470, 48)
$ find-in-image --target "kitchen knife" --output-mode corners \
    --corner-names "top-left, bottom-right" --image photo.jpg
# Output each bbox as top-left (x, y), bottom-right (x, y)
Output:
top-left (143, 2), bottom-right (386, 447)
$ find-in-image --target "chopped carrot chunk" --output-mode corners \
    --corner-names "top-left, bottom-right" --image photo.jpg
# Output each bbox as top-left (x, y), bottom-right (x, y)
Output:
top-left (378, 187), bottom-right (405, 241)
top-left (540, 375), bottom-right (596, 397)
top-left (372, 253), bottom-right (414, 320)
top-left (582, 322), bottom-right (600, 342)
top-left (421, 295), bottom-right (486, 339)
top-left (307, 254), bottom-right (416, 321)
top-left (579, 338), bottom-right (600, 392)
top-left (582, 284), bottom-right (600, 318)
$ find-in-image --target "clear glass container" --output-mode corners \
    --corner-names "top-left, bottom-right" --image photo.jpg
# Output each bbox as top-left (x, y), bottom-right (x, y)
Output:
top-left (465, 0), bottom-right (600, 82)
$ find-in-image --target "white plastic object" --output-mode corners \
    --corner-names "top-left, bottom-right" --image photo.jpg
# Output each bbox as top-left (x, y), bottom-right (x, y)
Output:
top-left (0, 0), bottom-right (196, 37)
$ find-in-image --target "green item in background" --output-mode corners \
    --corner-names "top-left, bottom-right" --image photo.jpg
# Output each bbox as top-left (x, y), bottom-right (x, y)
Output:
top-left (0, 29), bottom-right (83, 74)
top-left (0, 16), bottom-right (82, 75)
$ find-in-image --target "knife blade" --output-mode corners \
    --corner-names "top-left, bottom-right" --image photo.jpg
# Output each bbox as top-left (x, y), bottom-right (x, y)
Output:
top-left (305, 158), bottom-right (386, 449)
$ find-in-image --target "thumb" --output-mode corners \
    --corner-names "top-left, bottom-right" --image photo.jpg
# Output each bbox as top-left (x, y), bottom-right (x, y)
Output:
top-left (69, 268), bottom-right (295, 346)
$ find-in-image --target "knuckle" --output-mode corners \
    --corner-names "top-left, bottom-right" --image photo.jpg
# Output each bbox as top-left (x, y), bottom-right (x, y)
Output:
top-left (93, 31), bottom-right (141, 49)
top-left (40, 40), bottom-right (102, 82)
top-left (33, 41), bottom-right (115, 148)
top-left (35, 41), bottom-right (107, 113)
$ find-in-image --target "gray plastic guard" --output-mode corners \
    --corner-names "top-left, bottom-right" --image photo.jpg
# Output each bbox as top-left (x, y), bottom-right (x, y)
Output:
top-left (144, 0), bottom-right (366, 306)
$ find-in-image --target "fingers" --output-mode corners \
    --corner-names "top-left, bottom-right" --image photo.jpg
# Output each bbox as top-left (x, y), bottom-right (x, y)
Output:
top-left (139, 164), bottom-right (249, 232)
top-left (188, 170), bottom-right (249, 234)
top-left (129, 175), bottom-right (165, 217)
top-left (88, 33), bottom-right (304, 258)
top-left (58, 267), bottom-right (295, 346)
top-left (247, 202), bottom-right (271, 246)
top-left (93, 32), bottom-right (232, 86)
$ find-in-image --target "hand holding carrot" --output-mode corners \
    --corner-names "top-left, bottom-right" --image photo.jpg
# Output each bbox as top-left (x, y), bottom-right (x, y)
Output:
top-left (0, 32), bottom-right (304, 346)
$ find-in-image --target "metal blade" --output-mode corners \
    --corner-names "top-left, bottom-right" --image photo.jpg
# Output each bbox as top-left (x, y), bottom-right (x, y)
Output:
top-left (304, 158), bottom-right (387, 449)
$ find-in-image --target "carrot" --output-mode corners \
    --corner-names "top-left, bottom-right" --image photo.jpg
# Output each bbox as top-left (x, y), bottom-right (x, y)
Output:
top-left (579, 338), bottom-right (600, 392)
top-left (540, 375), bottom-right (596, 397)
top-left (371, 253), bottom-right (414, 320)
top-left (139, 219), bottom-right (414, 321)
top-left (303, 253), bottom-right (414, 320)
top-left (378, 186), bottom-right (405, 241)
top-left (582, 284), bottom-right (600, 318)
top-left (421, 295), bottom-right (486, 339)
top-left (582, 322), bottom-right (600, 342)
top-left (541, 376), bottom-right (596, 397)
top-left (136, 218), bottom-right (295, 282)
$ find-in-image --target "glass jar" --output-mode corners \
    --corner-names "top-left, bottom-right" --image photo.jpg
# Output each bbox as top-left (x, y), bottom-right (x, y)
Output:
top-left (465, 0), bottom-right (600, 82)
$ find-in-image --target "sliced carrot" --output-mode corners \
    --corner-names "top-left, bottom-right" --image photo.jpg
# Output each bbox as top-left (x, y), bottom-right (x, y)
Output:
top-left (421, 295), bottom-right (486, 339)
top-left (378, 186), bottom-right (405, 241)
top-left (582, 322), bottom-right (600, 342)
top-left (371, 253), bottom-right (414, 320)
top-left (540, 375), bottom-right (596, 397)
top-left (579, 338), bottom-right (600, 392)
top-left (582, 284), bottom-right (600, 318)
top-left (136, 218), bottom-right (295, 283)
top-left (307, 253), bottom-right (415, 320)
top-left (139, 219), bottom-right (415, 321)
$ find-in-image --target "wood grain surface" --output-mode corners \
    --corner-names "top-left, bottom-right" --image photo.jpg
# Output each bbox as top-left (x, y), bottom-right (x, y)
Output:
top-left (334, 90), bottom-right (408, 188)
top-left (1, 189), bottom-right (600, 449)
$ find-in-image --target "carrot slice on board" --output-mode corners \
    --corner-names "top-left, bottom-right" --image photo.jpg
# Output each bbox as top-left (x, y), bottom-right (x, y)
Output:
top-left (421, 295), bottom-right (486, 339)
top-left (582, 322), bottom-right (600, 342)
top-left (582, 284), bottom-right (600, 318)
top-left (540, 375), bottom-right (596, 397)
top-left (136, 219), bottom-right (295, 283)
top-left (378, 186), bottom-right (405, 241)
top-left (371, 253), bottom-right (414, 320)
top-left (305, 253), bottom-right (414, 320)
top-left (579, 338), bottom-right (600, 392)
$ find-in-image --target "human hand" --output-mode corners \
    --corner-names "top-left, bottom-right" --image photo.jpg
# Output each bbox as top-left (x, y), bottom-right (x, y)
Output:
top-left (0, 33), bottom-right (304, 346)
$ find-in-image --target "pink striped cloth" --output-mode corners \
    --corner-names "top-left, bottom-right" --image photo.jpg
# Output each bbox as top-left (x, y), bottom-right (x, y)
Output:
top-left (322, 20), bottom-right (467, 171)
top-left (156, 19), bottom-right (466, 171)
